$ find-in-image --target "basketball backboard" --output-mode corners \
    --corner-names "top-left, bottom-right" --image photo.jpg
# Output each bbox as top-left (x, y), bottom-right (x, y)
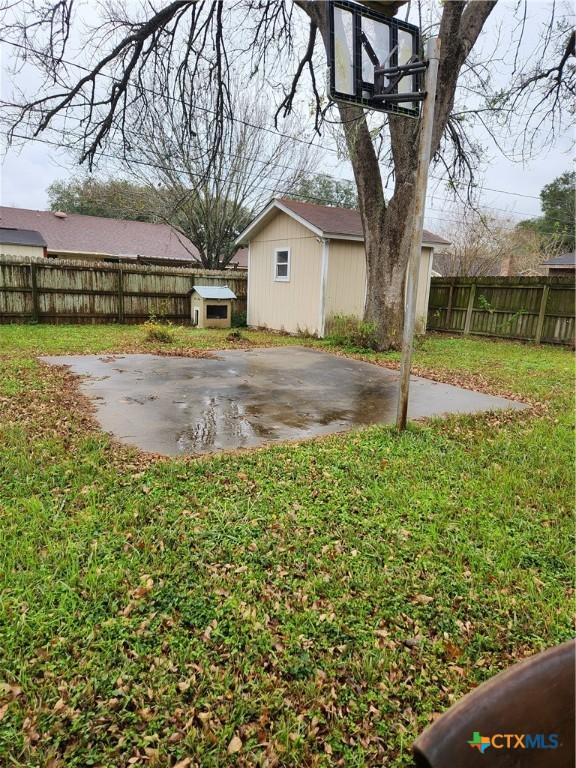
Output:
top-left (328, 0), bottom-right (423, 117)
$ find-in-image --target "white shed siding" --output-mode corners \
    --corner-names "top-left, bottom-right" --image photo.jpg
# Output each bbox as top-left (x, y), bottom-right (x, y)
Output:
top-left (248, 214), bottom-right (323, 335)
top-left (246, 209), bottom-right (436, 337)
top-left (325, 239), bottom-right (366, 320)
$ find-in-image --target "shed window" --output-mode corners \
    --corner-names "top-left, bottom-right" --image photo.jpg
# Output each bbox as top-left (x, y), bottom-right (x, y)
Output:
top-left (206, 304), bottom-right (228, 319)
top-left (274, 248), bottom-right (290, 281)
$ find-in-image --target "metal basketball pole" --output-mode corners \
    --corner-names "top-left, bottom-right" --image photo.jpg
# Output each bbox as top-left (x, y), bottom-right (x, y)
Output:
top-left (396, 36), bottom-right (441, 431)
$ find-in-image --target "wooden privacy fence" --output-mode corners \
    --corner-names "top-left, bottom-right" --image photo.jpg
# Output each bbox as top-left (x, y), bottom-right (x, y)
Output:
top-left (0, 255), bottom-right (247, 325)
top-left (428, 276), bottom-right (575, 345)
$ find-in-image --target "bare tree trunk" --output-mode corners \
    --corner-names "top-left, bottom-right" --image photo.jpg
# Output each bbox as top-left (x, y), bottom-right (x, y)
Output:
top-left (339, 100), bottom-right (419, 349)
top-left (365, 250), bottom-right (406, 348)
top-left (363, 191), bottom-right (415, 349)
top-left (302, 0), bottom-right (497, 349)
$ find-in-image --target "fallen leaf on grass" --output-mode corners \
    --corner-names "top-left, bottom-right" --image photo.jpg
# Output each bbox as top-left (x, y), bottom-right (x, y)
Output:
top-left (228, 735), bottom-right (243, 754)
top-left (53, 697), bottom-right (67, 713)
top-left (131, 575), bottom-right (154, 599)
top-left (403, 635), bottom-right (423, 649)
top-left (22, 716), bottom-right (40, 745)
top-left (0, 682), bottom-right (22, 701)
top-left (202, 621), bottom-right (217, 642)
top-left (412, 594), bottom-right (434, 605)
top-left (444, 641), bottom-right (463, 661)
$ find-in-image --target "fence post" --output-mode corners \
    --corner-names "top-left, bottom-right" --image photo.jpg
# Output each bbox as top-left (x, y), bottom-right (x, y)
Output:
top-left (30, 262), bottom-right (40, 322)
top-left (446, 283), bottom-right (454, 329)
top-left (535, 283), bottom-right (549, 344)
top-left (463, 283), bottom-right (476, 334)
top-left (117, 266), bottom-right (125, 323)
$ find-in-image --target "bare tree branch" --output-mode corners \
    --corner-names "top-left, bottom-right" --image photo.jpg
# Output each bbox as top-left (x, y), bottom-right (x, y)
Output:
top-left (123, 82), bottom-right (314, 269)
top-left (1, 0), bottom-right (573, 347)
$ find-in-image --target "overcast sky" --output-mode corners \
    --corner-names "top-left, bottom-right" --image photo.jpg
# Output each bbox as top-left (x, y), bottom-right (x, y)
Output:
top-left (1, 0), bottom-right (573, 228)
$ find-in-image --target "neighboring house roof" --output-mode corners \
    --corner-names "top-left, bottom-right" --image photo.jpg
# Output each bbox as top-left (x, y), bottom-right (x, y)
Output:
top-left (0, 206), bottom-right (201, 263)
top-left (193, 285), bottom-right (237, 300)
top-left (236, 197), bottom-right (451, 247)
top-left (541, 252), bottom-right (575, 268)
top-left (230, 247), bottom-right (248, 269)
top-left (0, 226), bottom-right (47, 247)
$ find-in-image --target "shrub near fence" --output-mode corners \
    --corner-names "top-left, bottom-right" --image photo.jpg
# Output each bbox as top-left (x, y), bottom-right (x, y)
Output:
top-left (428, 276), bottom-right (575, 345)
top-left (0, 255), bottom-right (247, 325)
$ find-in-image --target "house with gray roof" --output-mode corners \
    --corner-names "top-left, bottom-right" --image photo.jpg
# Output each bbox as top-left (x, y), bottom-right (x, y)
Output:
top-left (0, 226), bottom-right (48, 259)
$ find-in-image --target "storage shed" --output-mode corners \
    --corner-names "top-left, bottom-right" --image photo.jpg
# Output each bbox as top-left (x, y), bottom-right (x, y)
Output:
top-left (191, 285), bottom-right (237, 328)
top-left (237, 198), bottom-right (450, 337)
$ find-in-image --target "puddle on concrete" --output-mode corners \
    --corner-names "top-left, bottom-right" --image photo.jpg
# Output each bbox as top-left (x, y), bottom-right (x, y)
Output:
top-left (41, 347), bottom-right (527, 456)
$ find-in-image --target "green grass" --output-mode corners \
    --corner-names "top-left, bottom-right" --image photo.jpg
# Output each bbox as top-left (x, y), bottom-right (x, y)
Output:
top-left (0, 325), bottom-right (573, 767)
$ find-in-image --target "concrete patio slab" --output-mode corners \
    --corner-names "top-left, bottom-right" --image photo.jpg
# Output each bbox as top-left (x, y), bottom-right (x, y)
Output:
top-left (42, 347), bottom-right (527, 456)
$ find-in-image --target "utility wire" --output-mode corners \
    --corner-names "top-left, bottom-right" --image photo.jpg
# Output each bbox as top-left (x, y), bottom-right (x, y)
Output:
top-left (0, 35), bottom-right (557, 207)
top-left (7, 105), bottom-right (561, 224)
top-left (4, 130), bottom-right (562, 236)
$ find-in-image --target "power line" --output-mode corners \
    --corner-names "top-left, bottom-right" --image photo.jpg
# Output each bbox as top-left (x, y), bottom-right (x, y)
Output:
top-left (3, 130), bottom-right (356, 209)
top-left (4, 131), bottom-right (559, 236)
top-left (9, 120), bottom-right (574, 231)
top-left (8, 109), bottom-right (572, 228)
top-left (0, 99), bottom-right (322, 187)
top-left (0, 38), bottom-right (330, 156)
top-left (0, 35), bottom-right (555, 208)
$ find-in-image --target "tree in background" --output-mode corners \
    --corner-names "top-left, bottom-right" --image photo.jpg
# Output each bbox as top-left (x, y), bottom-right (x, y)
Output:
top-left (47, 87), bottom-right (313, 270)
top-left (4, 1), bottom-right (574, 346)
top-left (434, 205), bottom-right (562, 277)
top-left (519, 172), bottom-right (575, 252)
top-left (47, 177), bottom-right (155, 222)
top-left (123, 86), bottom-right (313, 269)
top-left (292, 175), bottom-right (358, 209)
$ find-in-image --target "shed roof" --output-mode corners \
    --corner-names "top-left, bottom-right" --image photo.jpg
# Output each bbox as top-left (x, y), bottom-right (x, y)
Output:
top-left (193, 285), bottom-right (237, 300)
top-left (0, 226), bottom-right (47, 247)
top-left (542, 252), bottom-right (575, 267)
top-left (236, 197), bottom-right (451, 247)
top-left (0, 206), bottom-right (201, 263)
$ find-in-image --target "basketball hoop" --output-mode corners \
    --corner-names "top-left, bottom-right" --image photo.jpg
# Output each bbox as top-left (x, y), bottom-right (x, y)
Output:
top-left (328, 0), bottom-right (424, 117)
top-left (328, 1), bottom-right (441, 431)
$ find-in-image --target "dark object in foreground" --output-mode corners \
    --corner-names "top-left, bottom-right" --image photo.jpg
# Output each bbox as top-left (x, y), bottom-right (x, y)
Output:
top-left (413, 639), bottom-right (575, 767)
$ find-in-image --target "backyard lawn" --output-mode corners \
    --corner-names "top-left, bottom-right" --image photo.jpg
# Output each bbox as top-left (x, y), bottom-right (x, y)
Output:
top-left (0, 325), bottom-right (573, 767)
